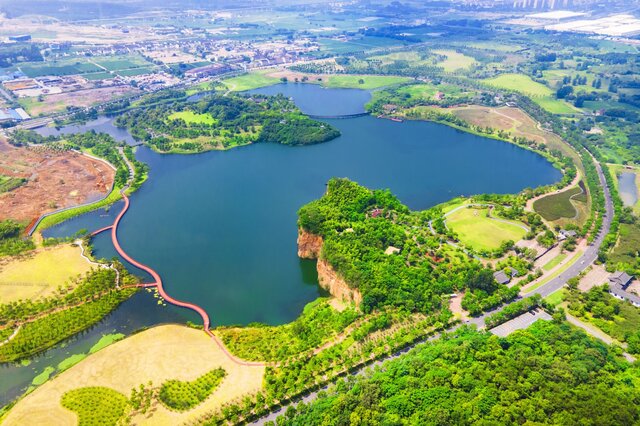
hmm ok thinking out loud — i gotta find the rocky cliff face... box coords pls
[317,258,362,307]
[297,229,323,259]
[297,228,362,307]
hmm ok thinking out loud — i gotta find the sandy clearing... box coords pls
[0,244,92,303]
[3,325,264,426]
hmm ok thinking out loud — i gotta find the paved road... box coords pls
[525,158,613,298]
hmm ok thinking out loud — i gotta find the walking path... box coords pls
[566,313,635,362]
[0,326,21,348]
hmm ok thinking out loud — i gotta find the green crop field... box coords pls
[93,55,151,71]
[483,73,553,97]
[533,186,582,221]
[82,72,114,81]
[222,70,280,91]
[324,74,410,89]
[0,175,25,193]
[433,49,476,72]
[115,67,157,77]
[370,51,431,66]
[446,207,527,252]
[18,60,101,77]
[168,111,217,125]
[533,97,579,114]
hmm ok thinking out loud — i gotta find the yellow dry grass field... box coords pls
[3,325,265,426]
[0,244,92,303]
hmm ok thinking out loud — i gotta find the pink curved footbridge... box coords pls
[92,192,266,367]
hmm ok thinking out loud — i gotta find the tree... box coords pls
[556,85,574,99]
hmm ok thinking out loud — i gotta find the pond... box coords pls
[618,171,638,209]
[34,116,138,146]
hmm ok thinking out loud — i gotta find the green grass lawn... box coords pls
[543,253,568,271]
[324,74,411,89]
[168,111,217,125]
[222,70,280,92]
[93,55,151,71]
[544,289,566,306]
[82,72,114,81]
[483,73,553,97]
[533,186,582,221]
[396,83,471,101]
[433,49,476,72]
[533,97,579,114]
[446,207,527,252]
[18,60,101,78]
[370,51,428,65]
[115,67,157,77]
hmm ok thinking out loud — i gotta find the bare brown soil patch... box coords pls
[0,138,114,224]
[25,86,140,116]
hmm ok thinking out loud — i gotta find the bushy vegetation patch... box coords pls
[0,220,34,257]
[61,387,129,426]
[568,285,640,354]
[485,294,543,328]
[159,368,226,411]
[533,186,582,221]
[218,299,359,361]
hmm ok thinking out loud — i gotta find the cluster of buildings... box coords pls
[545,14,640,37]
[0,108,30,123]
[608,271,639,307]
[506,12,640,38]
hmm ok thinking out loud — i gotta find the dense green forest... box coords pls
[113,92,340,153]
[298,178,514,314]
[275,321,640,425]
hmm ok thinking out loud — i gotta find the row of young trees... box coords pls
[0,265,138,362]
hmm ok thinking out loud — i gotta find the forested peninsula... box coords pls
[114,92,340,153]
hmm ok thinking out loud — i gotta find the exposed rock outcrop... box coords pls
[297,228,362,307]
[297,228,323,259]
[317,258,362,307]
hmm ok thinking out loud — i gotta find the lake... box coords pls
[42,84,561,326]
[3,83,562,405]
